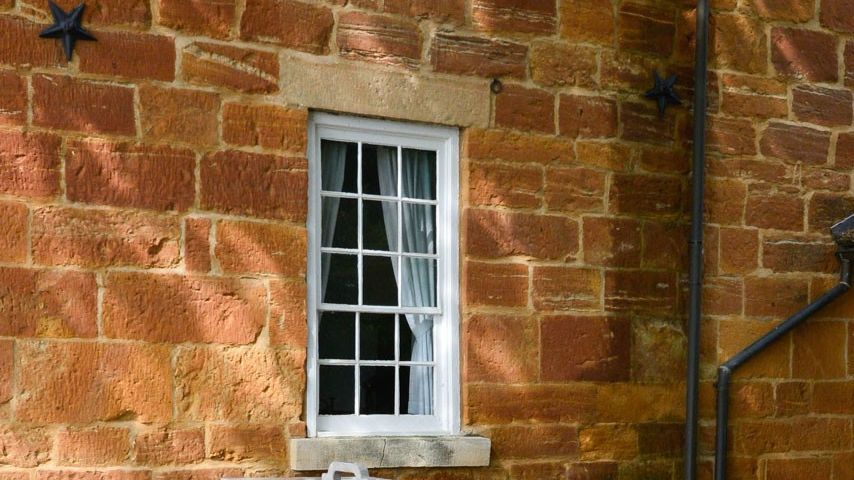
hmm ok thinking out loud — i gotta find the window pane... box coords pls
[322,254,358,304]
[363,200,397,252]
[400,366,433,415]
[360,366,395,414]
[362,144,397,197]
[319,312,355,360]
[401,149,436,200]
[402,203,435,254]
[363,255,398,306]
[401,258,437,307]
[322,197,357,249]
[321,140,357,193]
[399,315,432,362]
[320,366,355,415]
[360,313,395,361]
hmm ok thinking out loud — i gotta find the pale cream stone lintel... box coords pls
[289,436,492,471]
[279,55,491,128]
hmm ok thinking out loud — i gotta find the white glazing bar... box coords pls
[357,142,363,308]
[319,359,435,367]
[318,303,440,315]
[394,313,400,415]
[320,247,438,260]
[397,145,403,309]
[355,141,363,415]
[354,311,360,415]
[320,191,438,205]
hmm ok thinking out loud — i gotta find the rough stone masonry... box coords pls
[0,0,852,479]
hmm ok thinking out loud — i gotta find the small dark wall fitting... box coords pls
[644,71,681,117]
[39,1,95,61]
[713,214,854,480]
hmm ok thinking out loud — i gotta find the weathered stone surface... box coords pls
[57,427,130,466]
[17,342,172,423]
[466,128,573,163]
[158,0,236,38]
[821,0,854,32]
[201,151,307,222]
[465,208,579,260]
[0,267,97,338]
[103,272,266,344]
[544,166,605,213]
[0,340,11,411]
[529,40,597,88]
[0,71,26,125]
[184,218,211,273]
[0,15,64,67]
[431,33,527,78]
[792,85,853,127]
[281,55,489,128]
[175,346,304,422]
[618,2,675,56]
[77,31,175,81]
[182,42,278,93]
[582,216,641,267]
[32,207,181,268]
[290,437,490,470]
[760,122,832,164]
[269,278,307,349]
[464,314,538,383]
[466,383,596,424]
[531,266,601,312]
[469,162,542,209]
[560,94,617,139]
[66,140,196,211]
[541,316,630,381]
[32,75,135,135]
[134,429,205,466]
[495,84,555,133]
[222,103,307,153]
[714,14,767,74]
[209,425,286,463]
[215,220,307,276]
[0,201,26,263]
[337,12,421,67]
[471,0,556,34]
[240,0,334,53]
[463,261,528,308]
[0,131,61,199]
[771,27,838,81]
[560,0,614,45]
[139,85,220,147]
[0,426,51,467]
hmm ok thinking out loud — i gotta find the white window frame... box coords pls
[306,112,460,437]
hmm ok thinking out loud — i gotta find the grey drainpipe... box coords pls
[713,214,854,480]
[684,0,710,477]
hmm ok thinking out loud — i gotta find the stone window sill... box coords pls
[289,435,491,471]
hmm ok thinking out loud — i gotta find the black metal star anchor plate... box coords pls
[645,71,681,117]
[39,1,96,61]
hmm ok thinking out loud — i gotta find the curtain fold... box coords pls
[320,141,348,300]
[377,147,435,415]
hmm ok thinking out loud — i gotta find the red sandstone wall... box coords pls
[0,0,850,479]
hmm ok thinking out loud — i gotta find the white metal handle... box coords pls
[321,462,370,480]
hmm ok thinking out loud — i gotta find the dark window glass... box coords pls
[319,312,355,360]
[360,366,395,414]
[319,365,354,415]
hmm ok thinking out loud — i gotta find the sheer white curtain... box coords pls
[320,142,348,300]
[376,147,435,415]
